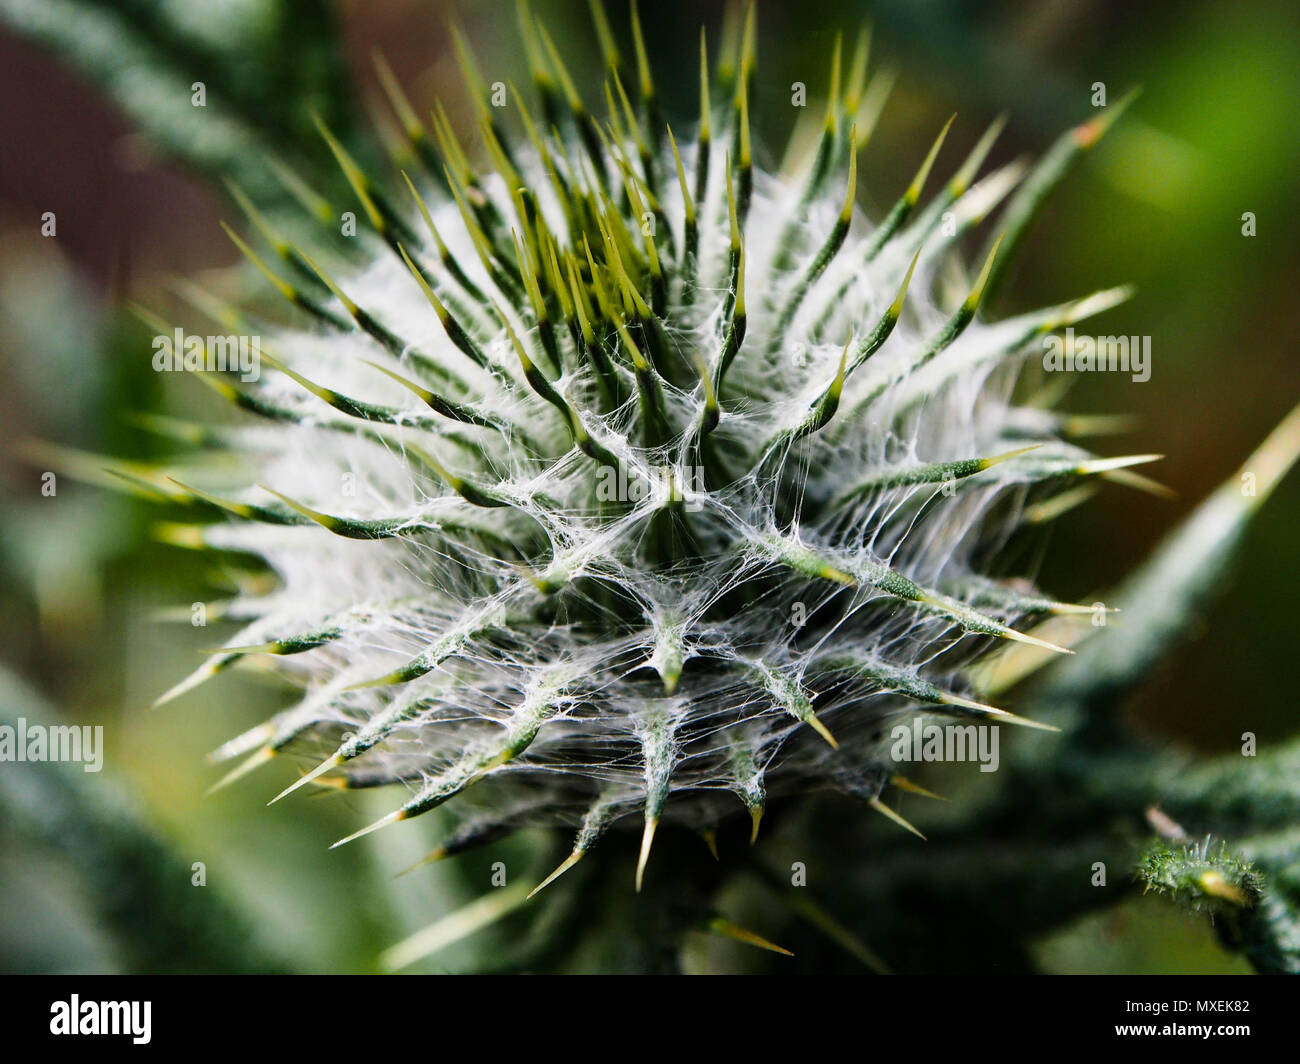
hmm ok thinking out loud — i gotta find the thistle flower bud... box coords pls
[136,5,1150,895]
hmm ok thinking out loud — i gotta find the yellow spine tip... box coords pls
[635,816,658,892]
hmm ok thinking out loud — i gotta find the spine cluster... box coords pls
[134,3,1146,892]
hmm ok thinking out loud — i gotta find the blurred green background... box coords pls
[0,0,1296,973]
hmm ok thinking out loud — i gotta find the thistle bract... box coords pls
[144,4,1146,893]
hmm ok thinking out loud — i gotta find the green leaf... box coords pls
[0,666,288,972]
[1021,402,1300,727]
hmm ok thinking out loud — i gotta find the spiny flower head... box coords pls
[132,2,1147,893]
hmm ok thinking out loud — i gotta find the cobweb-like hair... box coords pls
[134,4,1144,894]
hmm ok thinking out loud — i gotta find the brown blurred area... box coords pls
[0,30,222,288]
